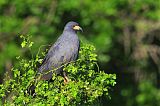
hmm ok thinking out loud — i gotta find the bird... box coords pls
[38,21,82,82]
[28,21,83,94]
[28,21,82,94]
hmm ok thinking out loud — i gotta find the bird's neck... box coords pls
[62,30,78,41]
[63,29,77,34]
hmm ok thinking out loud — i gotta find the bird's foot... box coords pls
[64,76,69,84]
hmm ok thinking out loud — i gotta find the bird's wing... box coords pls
[40,35,63,66]
[38,41,60,71]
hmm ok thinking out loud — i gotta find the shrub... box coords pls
[0,35,116,105]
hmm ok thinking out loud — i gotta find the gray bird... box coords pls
[38,21,82,83]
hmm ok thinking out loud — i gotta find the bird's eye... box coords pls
[73,24,79,28]
[73,25,77,27]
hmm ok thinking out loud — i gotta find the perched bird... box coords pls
[38,21,82,82]
[28,21,82,95]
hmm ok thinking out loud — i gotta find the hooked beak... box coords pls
[73,25,83,32]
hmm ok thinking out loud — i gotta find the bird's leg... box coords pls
[63,71,69,84]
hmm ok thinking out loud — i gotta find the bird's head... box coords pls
[64,21,83,33]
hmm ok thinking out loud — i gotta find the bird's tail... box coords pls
[27,77,39,96]
[27,84,36,96]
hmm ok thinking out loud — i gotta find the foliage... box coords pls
[0,36,116,105]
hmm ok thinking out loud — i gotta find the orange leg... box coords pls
[63,72,69,84]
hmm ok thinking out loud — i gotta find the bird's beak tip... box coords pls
[79,27,83,32]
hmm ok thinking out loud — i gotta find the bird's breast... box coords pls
[59,37,79,62]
